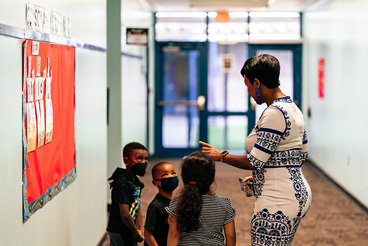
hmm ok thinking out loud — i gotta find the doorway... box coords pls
[154,42,208,157]
[154,42,302,157]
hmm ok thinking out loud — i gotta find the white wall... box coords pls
[121,9,153,151]
[0,1,107,245]
[303,0,368,208]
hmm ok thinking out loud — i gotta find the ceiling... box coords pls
[140,0,324,12]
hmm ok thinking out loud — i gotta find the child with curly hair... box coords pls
[166,152,236,246]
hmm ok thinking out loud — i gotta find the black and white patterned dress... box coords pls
[246,96,312,246]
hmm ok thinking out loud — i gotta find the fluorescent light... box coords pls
[155,12,207,18]
[249,12,300,18]
[229,12,248,18]
[249,33,300,40]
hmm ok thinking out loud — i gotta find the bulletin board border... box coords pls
[22,40,77,222]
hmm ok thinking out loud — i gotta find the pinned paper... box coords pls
[36,101,45,148]
[28,56,32,78]
[32,41,39,56]
[26,103,37,152]
[26,3,35,30]
[37,56,41,77]
[45,99,53,144]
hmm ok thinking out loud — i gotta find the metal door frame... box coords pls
[154,41,208,157]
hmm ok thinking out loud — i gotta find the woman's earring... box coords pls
[256,88,262,104]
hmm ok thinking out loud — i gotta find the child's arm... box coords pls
[224,220,236,246]
[167,214,180,246]
[144,229,158,246]
[136,209,143,233]
[119,204,144,242]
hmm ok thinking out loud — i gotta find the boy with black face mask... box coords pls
[144,162,179,246]
[107,142,148,246]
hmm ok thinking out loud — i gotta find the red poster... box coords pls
[22,40,76,221]
[318,58,325,98]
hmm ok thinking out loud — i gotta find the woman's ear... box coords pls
[254,78,261,88]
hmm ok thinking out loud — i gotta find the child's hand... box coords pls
[133,231,144,242]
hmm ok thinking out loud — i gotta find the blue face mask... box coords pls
[155,176,179,192]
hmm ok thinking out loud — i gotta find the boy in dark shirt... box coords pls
[144,162,179,246]
[107,142,148,246]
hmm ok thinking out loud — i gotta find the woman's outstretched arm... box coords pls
[199,141,256,170]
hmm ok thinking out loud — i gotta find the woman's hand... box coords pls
[242,176,254,197]
[199,141,222,161]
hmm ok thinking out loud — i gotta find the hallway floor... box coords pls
[103,159,368,246]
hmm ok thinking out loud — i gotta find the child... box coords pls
[166,152,236,246]
[144,162,179,246]
[106,142,148,246]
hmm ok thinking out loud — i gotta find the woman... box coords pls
[200,54,311,246]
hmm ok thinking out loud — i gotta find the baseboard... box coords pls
[307,160,368,216]
[97,231,109,246]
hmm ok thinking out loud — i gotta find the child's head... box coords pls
[181,151,215,194]
[122,142,148,177]
[176,151,216,233]
[151,162,178,193]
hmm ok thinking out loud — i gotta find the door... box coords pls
[206,42,249,154]
[155,42,208,157]
[248,44,302,128]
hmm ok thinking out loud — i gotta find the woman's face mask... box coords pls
[155,176,179,192]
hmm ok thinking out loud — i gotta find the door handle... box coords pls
[158,95,206,111]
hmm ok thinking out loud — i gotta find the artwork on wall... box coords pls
[22,40,76,222]
[318,58,325,99]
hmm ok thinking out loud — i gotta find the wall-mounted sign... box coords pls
[221,54,235,73]
[126,28,148,45]
[216,12,230,23]
[318,58,325,98]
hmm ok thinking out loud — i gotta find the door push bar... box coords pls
[157,95,206,111]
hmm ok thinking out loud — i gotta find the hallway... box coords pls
[134,159,368,246]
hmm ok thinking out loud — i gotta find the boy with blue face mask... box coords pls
[144,162,179,246]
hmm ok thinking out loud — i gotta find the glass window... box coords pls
[155,12,207,41]
[155,11,301,42]
[208,42,248,112]
[208,12,248,42]
[249,12,301,41]
[208,116,247,152]
[162,49,200,148]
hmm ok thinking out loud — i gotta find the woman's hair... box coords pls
[240,54,280,88]
[176,151,216,233]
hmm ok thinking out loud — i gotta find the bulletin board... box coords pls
[22,40,76,222]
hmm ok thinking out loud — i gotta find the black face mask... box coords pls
[155,176,179,192]
[131,162,147,177]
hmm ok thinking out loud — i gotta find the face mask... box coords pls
[131,162,147,177]
[155,176,179,192]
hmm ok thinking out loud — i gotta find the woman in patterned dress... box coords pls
[200,54,311,246]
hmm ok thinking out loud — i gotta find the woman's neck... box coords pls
[263,87,286,106]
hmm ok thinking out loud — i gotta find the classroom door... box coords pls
[155,42,208,157]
